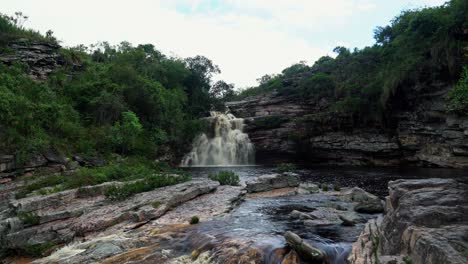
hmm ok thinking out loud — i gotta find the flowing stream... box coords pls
[164,166,467,264]
[181,112,255,166]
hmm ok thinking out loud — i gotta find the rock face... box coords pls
[245,173,300,193]
[0,39,62,80]
[349,178,468,264]
[227,87,468,168]
[0,179,219,256]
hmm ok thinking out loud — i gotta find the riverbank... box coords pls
[2,167,466,264]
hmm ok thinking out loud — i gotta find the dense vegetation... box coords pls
[0,0,466,165]
[0,13,234,163]
[234,0,467,124]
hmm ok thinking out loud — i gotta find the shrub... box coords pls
[321,184,329,191]
[16,158,180,198]
[277,163,297,173]
[189,216,200,225]
[21,242,56,257]
[208,171,240,186]
[333,184,341,191]
[17,212,40,226]
[403,256,413,264]
[448,66,468,115]
[151,201,162,208]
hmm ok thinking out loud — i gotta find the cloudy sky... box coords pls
[2,0,446,87]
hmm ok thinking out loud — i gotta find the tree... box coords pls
[210,80,235,99]
[110,111,143,154]
[257,74,273,85]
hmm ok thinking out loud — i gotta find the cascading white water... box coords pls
[181,112,255,166]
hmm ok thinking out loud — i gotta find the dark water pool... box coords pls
[177,166,466,263]
[184,165,467,197]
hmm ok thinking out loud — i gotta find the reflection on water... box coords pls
[185,165,468,197]
[175,166,467,263]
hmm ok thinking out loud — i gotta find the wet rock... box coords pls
[354,200,384,214]
[340,187,384,214]
[282,250,299,264]
[339,214,357,226]
[284,231,325,263]
[290,210,315,220]
[341,187,379,203]
[245,173,299,193]
[155,185,244,225]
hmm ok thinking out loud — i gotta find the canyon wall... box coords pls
[227,84,468,168]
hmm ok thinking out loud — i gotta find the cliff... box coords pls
[227,84,468,168]
[0,39,61,80]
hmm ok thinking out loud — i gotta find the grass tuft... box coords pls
[208,171,240,186]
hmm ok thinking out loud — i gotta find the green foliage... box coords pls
[277,163,297,173]
[105,173,191,201]
[21,242,56,257]
[321,184,329,191]
[189,216,200,225]
[299,73,335,99]
[333,184,341,191]
[332,97,364,116]
[448,66,468,115]
[17,212,40,226]
[208,171,240,186]
[236,0,466,124]
[15,158,178,198]
[0,14,228,161]
[0,12,57,48]
[403,256,413,264]
[109,111,143,154]
[151,201,162,208]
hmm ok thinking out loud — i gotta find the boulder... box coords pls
[354,200,384,214]
[298,183,320,194]
[284,231,325,263]
[290,210,315,220]
[43,149,68,165]
[349,178,468,264]
[340,187,384,214]
[245,173,299,193]
[339,214,357,226]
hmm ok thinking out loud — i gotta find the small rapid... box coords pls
[181,112,255,166]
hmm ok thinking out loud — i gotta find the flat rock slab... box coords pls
[155,185,244,225]
[245,173,300,193]
[1,179,219,253]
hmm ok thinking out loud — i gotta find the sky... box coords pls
[1,0,447,88]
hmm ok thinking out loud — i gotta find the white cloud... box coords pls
[0,0,447,88]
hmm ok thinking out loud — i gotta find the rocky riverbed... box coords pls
[2,168,465,264]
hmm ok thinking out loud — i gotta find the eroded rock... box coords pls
[284,231,325,263]
[349,178,468,264]
[245,173,300,193]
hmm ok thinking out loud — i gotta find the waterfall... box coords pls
[181,112,255,166]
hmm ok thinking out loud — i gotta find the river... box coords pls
[169,166,467,263]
